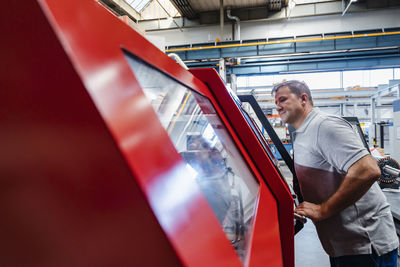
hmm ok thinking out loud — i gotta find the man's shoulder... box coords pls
[304,111,354,145]
[314,112,361,150]
[312,112,350,130]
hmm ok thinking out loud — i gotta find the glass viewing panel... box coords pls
[239,104,278,165]
[240,102,294,185]
[124,52,259,263]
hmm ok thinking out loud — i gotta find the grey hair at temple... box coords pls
[271,80,314,106]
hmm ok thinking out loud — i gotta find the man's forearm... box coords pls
[320,174,376,219]
[321,156,380,219]
[295,155,380,221]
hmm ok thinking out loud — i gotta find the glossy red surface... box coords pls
[0,1,182,266]
[190,69,294,267]
[0,0,293,266]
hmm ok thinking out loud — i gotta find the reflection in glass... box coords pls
[123,52,259,263]
[240,102,294,185]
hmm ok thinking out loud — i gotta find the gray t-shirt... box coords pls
[293,109,398,257]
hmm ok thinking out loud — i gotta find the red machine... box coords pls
[0,0,294,266]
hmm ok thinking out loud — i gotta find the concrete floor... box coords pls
[294,217,400,267]
[278,161,330,266]
[295,221,330,267]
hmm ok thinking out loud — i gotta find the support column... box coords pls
[219,58,226,82]
[230,73,237,93]
[340,71,344,89]
[353,103,357,117]
[397,84,400,99]
[340,103,345,116]
[370,98,376,146]
[220,0,224,41]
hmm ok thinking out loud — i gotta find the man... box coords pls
[273,80,398,267]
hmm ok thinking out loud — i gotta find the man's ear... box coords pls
[301,93,308,103]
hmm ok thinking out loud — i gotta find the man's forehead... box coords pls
[274,85,291,96]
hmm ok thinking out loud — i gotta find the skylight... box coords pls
[127,0,152,13]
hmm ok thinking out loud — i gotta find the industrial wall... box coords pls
[144,8,400,47]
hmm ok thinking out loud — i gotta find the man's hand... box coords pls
[295,155,380,223]
[295,201,328,222]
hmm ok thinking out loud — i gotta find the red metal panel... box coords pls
[249,185,284,266]
[0,1,182,266]
[36,0,243,266]
[1,0,241,266]
[0,0,294,266]
[190,69,294,267]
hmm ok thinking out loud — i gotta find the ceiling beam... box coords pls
[169,0,197,19]
[154,0,183,31]
[100,0,142,22]
[342,0,357,16]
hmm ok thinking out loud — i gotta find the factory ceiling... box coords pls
[170,0,289,20]
[171,0,287,15]
[100,0,400,23]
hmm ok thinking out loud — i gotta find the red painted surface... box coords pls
[0,1,182,266]
[249,185,283,266]
[190,68,294,267]
[0,0,294,266]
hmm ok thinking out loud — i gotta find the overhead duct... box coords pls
[268,0,288,11]
[227,8,240,41]
[170,0,197,19]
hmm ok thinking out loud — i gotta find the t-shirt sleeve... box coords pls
[316,118,369,173]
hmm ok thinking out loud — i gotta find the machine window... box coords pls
[123,51,259,263]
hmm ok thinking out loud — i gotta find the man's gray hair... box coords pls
[271,80,314,106]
